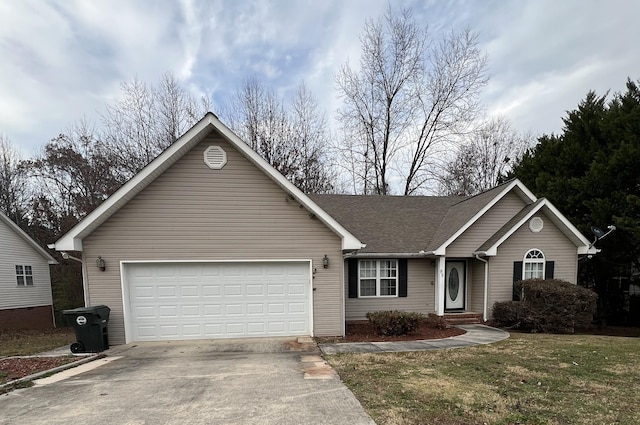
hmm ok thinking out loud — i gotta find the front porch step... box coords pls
[444,312,484,325]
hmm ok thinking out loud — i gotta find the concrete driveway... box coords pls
[0,338,374,425]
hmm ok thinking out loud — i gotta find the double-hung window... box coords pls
[523,249,545,279]
[359,260,397,297]
[16,265,34,286]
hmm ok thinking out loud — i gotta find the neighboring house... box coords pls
[53,113,596,345]
[1,211,57,329]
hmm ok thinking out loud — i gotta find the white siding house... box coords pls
[0,212,57,329]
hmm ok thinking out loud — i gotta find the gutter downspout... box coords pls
[475,254,489,321]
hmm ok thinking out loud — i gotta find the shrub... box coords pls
[493,301,530,327]
[426,313,451,330]
[365,311,426,336]
[492,279,598,333]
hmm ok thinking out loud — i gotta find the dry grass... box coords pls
[0,328,75,357]
[327,333,640,425]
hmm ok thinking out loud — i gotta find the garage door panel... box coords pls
[268,303,285,314]
[159,325,179,337]
[182,324,201,336]
[247,322,265,333]
[225,304,243,315]
[226,323,244,334]
[289,321,307,332]
[288,284,305,295]
[134,286,154,298]
[158,305,178,317]
[134,306,156,319]
[126,262,310,341]
[247,304,264,314]
[246,284,264,296]
[181,286,199,297]
[267,284,284,295]
[225,285,242,296]
[202,285,221,297]
[288,302,305,314]
[204,304,222,316]
[223,265,242,277]
[157,286,177,298]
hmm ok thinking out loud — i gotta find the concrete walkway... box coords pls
[319,324,509,355]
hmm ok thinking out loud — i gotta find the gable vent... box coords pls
[529,216,544,233]
[203,146,227,169]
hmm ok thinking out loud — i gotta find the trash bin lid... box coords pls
[63,305,110,314]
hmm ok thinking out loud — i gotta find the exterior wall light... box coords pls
[96,256,106,272]
[323,255,329,269]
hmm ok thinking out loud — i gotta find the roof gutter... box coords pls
[344,251,435,258]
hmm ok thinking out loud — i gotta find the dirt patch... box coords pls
[316,322,465,343]
[0,357,77,384]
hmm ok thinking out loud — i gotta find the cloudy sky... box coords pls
[1,0,639,156]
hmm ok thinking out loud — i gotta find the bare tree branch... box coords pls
[222,77,334,193]
[0,134,28,223]
[439,116,534,195]
[336,7,488,194]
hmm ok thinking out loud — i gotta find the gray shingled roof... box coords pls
[309,194,461,253]
[309,180,520,254]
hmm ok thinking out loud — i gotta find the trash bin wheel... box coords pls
[70,342,85,353]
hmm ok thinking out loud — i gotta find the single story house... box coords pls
[1,211,57,329]
[53,113,596,345]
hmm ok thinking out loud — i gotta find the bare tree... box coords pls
[27,120,124,232]
[439,117,533,195]
[101,73,208,177]
[290,82,334,193]
[336,7,488,195]
[222,77,334,193]
[0,134,28,223]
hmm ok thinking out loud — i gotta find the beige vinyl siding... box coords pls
[345,259,435,320]
[447,192,527,257]
[468,259,485,313]
[82,133,344,344]
[0,220,53,310]
[487,212,579,316]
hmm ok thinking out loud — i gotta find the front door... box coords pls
[445,261,465,311]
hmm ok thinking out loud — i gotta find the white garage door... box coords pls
[124,261,311,342]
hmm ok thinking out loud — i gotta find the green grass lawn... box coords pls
[0,328,76,357]
[327,333,640,425]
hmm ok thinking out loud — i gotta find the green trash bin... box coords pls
[63,305,110,353]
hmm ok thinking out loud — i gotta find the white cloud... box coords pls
[1,0,640,154]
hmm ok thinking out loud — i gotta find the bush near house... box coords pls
[366,311,426,336]
[493,279,598,333]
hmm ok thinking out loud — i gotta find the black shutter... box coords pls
[398,259,408,297]
[545,261,555,280]
[513,261,523,301]
[348,258,358,298]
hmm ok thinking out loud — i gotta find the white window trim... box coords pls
[358,259,399,298]
[523,249,545,280]
[16,264,34,286]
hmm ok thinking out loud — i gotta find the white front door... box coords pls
[445,261,465,310]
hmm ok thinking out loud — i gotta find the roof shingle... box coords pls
[310,180,520,254]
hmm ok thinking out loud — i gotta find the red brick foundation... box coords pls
[0,305,54,329]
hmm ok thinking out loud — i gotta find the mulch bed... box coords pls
[0,357,77,384]
[317,322,466,343]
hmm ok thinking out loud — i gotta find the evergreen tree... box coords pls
[510,79,640,324]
